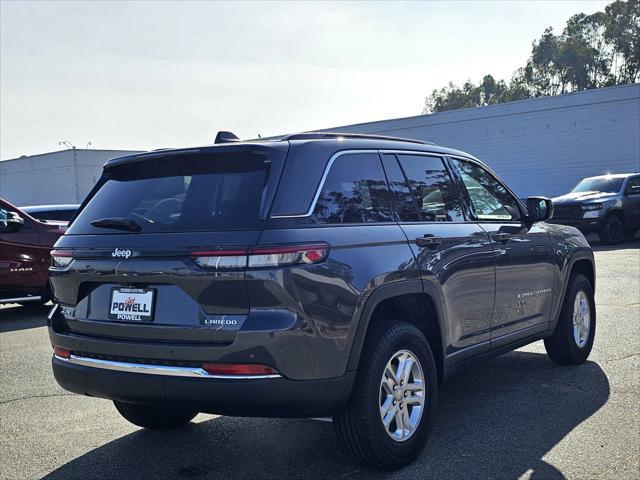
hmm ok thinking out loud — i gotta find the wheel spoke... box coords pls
[402,406,411,430]
[394,409,404,433]
[385,364,399,385]
[383,404,399,427]
[380,395,394,416]
[401,356,414,385]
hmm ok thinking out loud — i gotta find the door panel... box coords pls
[622,176,640,230]
[0,210,42,298]
[401,223,495,356]
[448,157,555,345]
[385,153,495,359]
[478,222,555,339]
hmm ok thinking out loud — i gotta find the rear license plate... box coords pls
[109,288,155,322]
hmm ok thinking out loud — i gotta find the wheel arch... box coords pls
[346,280,446,383]
[550,253,596,332]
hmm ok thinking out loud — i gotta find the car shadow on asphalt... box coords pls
[0,303,49,333]
[42,351,609,480]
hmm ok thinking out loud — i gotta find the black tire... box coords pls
[544,273,596,365]
[113,401,197,429]
[334,321,438,470]
[598,214,624,244]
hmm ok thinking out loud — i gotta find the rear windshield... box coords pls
[68,152,271,234]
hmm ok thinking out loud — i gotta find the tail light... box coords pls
[50,249,73,268]
[192,243,329,270]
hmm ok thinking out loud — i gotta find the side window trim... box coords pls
[448,155,525,223]
[270,149,379,219]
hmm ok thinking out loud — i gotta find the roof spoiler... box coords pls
[215,131,241,144]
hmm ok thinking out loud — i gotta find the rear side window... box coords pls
[68,153,271,234]
[313,153,393,224]
[396,154,464,222]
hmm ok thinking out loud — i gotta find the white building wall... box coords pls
[324,84,640,198]
[0,149,140,206]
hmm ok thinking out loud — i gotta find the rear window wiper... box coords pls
[90,217,142,232]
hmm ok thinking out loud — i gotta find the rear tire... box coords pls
[598,214,624,244]
[334,321,438,470]
[544,273,595,365]
[113,401,197,429]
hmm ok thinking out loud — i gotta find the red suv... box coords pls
[0,198,67,305]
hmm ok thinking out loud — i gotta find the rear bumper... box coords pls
[52,355,354,418]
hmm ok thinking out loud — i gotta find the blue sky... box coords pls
[0,1,610,159]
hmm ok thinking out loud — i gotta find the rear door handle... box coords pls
[492,232,512,243]
[415,235,442,249]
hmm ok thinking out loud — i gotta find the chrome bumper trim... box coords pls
[54,354,282,380]
[1,296,42,304]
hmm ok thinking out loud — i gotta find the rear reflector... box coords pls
[53,346,71,359]
[50,249,73,268]
[192,243,329,270]
[200,363,279,376]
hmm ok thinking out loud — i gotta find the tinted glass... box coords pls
[29,210,74,221]
[381,154,421,222]
[452,159,520,221]
[625,176,640,195]
[572,177,624,194]
[313,153,392,224]
[396,154,464,222]
[69,153,270,234]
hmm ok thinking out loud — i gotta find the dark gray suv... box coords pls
[551,173,640,244]
[48,133,596,470]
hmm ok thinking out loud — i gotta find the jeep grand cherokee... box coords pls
[48,132,596,470]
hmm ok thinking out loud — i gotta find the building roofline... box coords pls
[318,83,640,134]
[1,148,145,163]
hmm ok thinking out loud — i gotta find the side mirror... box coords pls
[0,211,25,232]
[526,196,553,223]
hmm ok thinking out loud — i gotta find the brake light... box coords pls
[53,346,70,359]
[191,243,329,269]
[50,249,73,268]
[200,363,279,376]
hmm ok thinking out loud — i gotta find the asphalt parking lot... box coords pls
[1,239,638,480]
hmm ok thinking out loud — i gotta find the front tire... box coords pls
[334,322,438,470]
[544,273,596,365]
[598,214,624,244]
[113,401,197,429]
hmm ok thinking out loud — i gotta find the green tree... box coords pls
[422,0,638,114]
[604,0,640,83]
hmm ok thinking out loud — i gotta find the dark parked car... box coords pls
[21,204,79,223]
[1,198,66,304]
[48,133,596,470]
[551,173,640,244]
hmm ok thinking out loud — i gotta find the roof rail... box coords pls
[280,132,436,146]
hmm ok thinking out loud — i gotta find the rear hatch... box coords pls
[50,144,287,345]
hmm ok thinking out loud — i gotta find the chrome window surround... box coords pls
[270,149,455,219]
[54,354,282,380]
